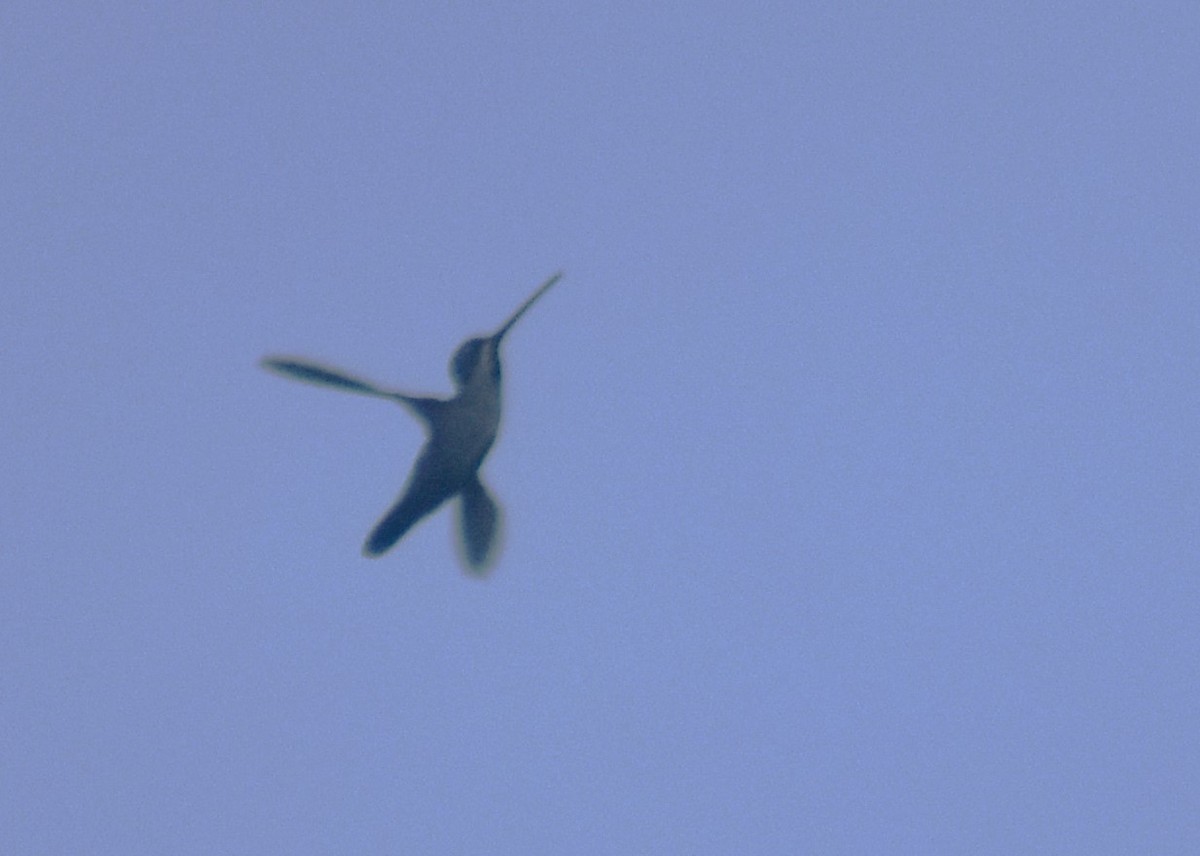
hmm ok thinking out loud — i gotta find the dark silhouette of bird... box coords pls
[262,272,562,574]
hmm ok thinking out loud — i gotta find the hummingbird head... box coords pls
[448,272,563,391]
[450,336,498,388]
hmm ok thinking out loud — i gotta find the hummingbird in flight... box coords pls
[262,272,562,574]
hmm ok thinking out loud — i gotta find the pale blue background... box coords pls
[4,3,1198,853]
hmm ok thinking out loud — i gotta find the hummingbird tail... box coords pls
[458,474,502,574]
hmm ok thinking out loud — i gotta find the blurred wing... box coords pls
[458,473,502,574]
[261,356,396,399]
[362,446,458,557]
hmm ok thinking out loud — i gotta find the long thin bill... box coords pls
[494,271,563,341]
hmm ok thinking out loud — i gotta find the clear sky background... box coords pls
[3,3,1198,853]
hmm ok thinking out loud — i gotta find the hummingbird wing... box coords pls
[261,357,399,398]
[458,473,502,574]
[361,442,462,557]
[262,356,442,427]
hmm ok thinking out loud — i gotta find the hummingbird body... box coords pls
[262,272,561,574]
[440,339,504,469]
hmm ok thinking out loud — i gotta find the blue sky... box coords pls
[3,3,1198,853]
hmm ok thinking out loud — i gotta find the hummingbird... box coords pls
[262,271,562,574]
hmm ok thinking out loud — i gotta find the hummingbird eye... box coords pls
[451,338,485,385]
